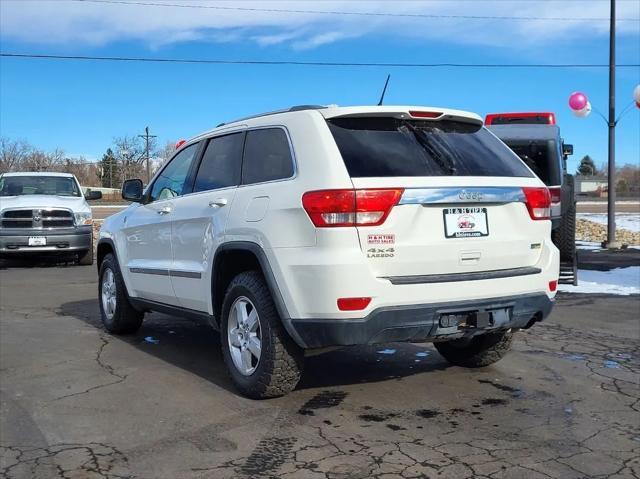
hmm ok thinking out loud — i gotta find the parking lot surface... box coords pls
[1,260,639,479]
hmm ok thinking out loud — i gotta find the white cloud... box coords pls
[0,0,638,51]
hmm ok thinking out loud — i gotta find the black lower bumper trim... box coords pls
[284,293,554,349]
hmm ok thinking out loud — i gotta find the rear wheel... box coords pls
[99,253,143,334]
[434,330,513,368]
[220,271,303,398]
[552,174,576,261]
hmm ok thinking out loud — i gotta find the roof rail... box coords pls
[216,104,328,127]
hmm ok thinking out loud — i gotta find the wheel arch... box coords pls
[211,242,306,348]
[96,238,117,270]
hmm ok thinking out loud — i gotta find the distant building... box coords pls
[575,175,608,196]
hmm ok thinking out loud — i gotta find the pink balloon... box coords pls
[569,92,588,111]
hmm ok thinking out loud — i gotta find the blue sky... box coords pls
[1,0,638,173]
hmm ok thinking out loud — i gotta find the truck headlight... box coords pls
[74,211,93,226]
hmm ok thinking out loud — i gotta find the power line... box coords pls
[68,0,640,22]
[2,53,639,68]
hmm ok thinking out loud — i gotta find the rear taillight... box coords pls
[549,187,562,204]
[522,187,551,220]
[548,280,558,292]
[302,189,404,227]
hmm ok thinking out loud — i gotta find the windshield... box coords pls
[0,176,81,197]
[327,117,533,178]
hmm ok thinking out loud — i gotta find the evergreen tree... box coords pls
[577,155,597,176]
[100,148,120,188]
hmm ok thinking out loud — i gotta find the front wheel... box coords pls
[220,271,303,399]
[99,253,144,334]
[434,330,513,368]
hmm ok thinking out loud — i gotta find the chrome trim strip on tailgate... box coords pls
[382,266,541,285]
[399,187,526,205]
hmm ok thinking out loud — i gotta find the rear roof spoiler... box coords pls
[321,106,483,125]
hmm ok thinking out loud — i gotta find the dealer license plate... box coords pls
[443,207,489,238]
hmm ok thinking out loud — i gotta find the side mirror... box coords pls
[85,190,102,201]
[122,179,144,202]
[563,144,574,156]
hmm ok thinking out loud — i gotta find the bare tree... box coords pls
[152,140,176,174]
[21,148,65,172]
[0,138,32,173]
[112,135,149,182]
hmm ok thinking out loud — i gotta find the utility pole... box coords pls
[605,0,619,248]
[138,126,157,185]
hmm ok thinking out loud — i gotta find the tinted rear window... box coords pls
[193,132,244,192]
[501,140,561,186]
[242,128,294,185]
[327,118,533,178]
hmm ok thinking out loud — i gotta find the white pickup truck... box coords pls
[0,172,101,264]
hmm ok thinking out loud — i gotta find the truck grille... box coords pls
[1,209,74,229]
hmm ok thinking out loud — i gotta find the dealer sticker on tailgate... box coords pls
[443,207,489,238]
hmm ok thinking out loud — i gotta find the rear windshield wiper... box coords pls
[400,120,457,175]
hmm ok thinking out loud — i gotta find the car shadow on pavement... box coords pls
[0,254,81,270]
[60,299,451,395]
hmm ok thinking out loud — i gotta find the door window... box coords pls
[193,132,244,192]
[149,143,199,202]
[241,128,294,185]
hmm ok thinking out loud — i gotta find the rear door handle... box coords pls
[209,198,228,208]
[157,206,172,215]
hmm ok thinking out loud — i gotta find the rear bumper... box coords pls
[0,227,92,253]
[284,293,554,349]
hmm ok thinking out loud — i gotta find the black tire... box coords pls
[552,174,576,261]
[220,271,303,399]
[98,253,143,334]
[434,330,514,368]
[78,247,93,266]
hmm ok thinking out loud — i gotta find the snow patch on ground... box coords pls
[575,241,602,251]
[577,213,640,233]
[559,266,640,296]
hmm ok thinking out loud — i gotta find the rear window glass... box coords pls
[242,128,294,185]
[501,140,560,185]
[327,118,533,178]
[193,132,244,192]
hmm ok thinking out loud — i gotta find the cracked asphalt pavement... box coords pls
[1,258,639,478]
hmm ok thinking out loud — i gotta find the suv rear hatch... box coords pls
[320,109,550,280]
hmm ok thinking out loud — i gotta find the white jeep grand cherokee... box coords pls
[97,105,559,398]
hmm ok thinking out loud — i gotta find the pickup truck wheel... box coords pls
[221,271,303,399]
[78,247,93,266]
[99,253,143,334]
[434,330,513,368]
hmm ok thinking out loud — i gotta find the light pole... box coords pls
[606,0,618,248]
[568,0,639,248]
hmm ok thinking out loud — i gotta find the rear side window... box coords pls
[327,118,533,178]
[242,128,294,185]
[501,140,561,186]
[193,132,244,192]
